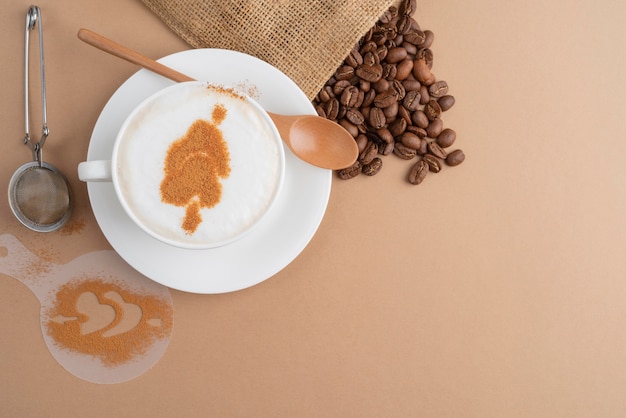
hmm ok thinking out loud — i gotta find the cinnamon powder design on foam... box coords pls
[159,102,231,234]
[45,277,173,367]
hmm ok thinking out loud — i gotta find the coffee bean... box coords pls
[423,154,442,173]
[362,51,378,66]
[362,157,383,176]
[365,131,383,145]
[398,105,412,125]
[369,107,386,129]
[402,41,418,55]
[332,80,351,96]
[361,107,371,120]
[426,118,443,138]
[428,80,449,98]
[345,48,363,67]
[356,63,383,82]
[422,30,434,49]
[373,78,390,93]
[417,137,429,155]
[400,132,421,150]
[413,58,435,85]
[400,0,417,16]
[379,8,395,25]
[408,160,428,185]
[402,89,421,111]
[362,90,376,107]
[360,41,377,54]
[411,110,429,128]
[376,46,389,62]
[339,119,359,137]
[371,31,387,46]
[345,108,365,125]
[427,141,448,159]
[356,134,369,152]
[340,85,361,107]
[374,89,398,108]
[393,142,417,160]
[382,141,395,156]
[403,29,425,46]
[386,47,408,63]
[336,105,347,120]
[325,98,339,120]
[383,102,399,120]
[436,128,456,148]
[419,84,430,104]
[335,65,355,81]
[424,99,442,121]
[318,88,331,103]
[338,161,362,180]
[406,125,427,138]
[417,48,434,68]
[382,63,397,81]
[359,141,379,165]
[438,95,455,111]
[396,58,414,80]
[445,149,465,166]
[390,80,406,100]
[376,128,394,144]
[354,90,365,108]
[359,80,371,92]
[402,79,421,91]
[409,17,421,32]
[397,15,411,35]
[388,118,407,137]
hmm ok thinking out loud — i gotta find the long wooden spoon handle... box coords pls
[77,28,195,83]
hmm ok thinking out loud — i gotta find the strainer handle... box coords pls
[23,5,49,164]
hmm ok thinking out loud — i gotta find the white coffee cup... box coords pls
[79,81,285,249]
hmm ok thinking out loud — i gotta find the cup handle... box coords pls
[78,160,112,182]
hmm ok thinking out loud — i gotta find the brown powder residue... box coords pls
[232,80,261,100]
[212,102,227,122]
[206,84,246,101]
[60,217,87,236]
[21,245,58,281]
[45,277,173,367]
[160,104,231,234]
[27,259,53,280]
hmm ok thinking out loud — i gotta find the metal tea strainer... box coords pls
[8,6,71,232]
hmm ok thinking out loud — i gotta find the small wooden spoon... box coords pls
[77,29,358,170]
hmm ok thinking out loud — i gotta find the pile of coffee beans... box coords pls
[312,0,464,184]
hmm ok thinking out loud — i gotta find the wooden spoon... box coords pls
[77,29,358,170]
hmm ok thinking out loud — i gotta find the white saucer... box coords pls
[85,49,331,294]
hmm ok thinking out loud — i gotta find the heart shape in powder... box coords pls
[75,291,116,335]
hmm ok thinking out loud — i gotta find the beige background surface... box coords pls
[2,0,626,417]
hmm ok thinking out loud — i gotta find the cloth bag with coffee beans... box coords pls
[141,0,398,100]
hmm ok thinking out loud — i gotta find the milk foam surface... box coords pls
[115,82,283,247]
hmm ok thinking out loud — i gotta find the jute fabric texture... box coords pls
[142,0,396,99]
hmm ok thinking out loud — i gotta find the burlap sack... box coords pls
[141,0,397,100]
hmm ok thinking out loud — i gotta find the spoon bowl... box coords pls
[77,29,359,170]
[269,113,360,169]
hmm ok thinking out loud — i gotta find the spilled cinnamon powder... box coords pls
[45,277,173,367]
[60,217,87,236]
[159,104,231,234]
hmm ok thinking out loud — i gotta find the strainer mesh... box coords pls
[14,166,70,226]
